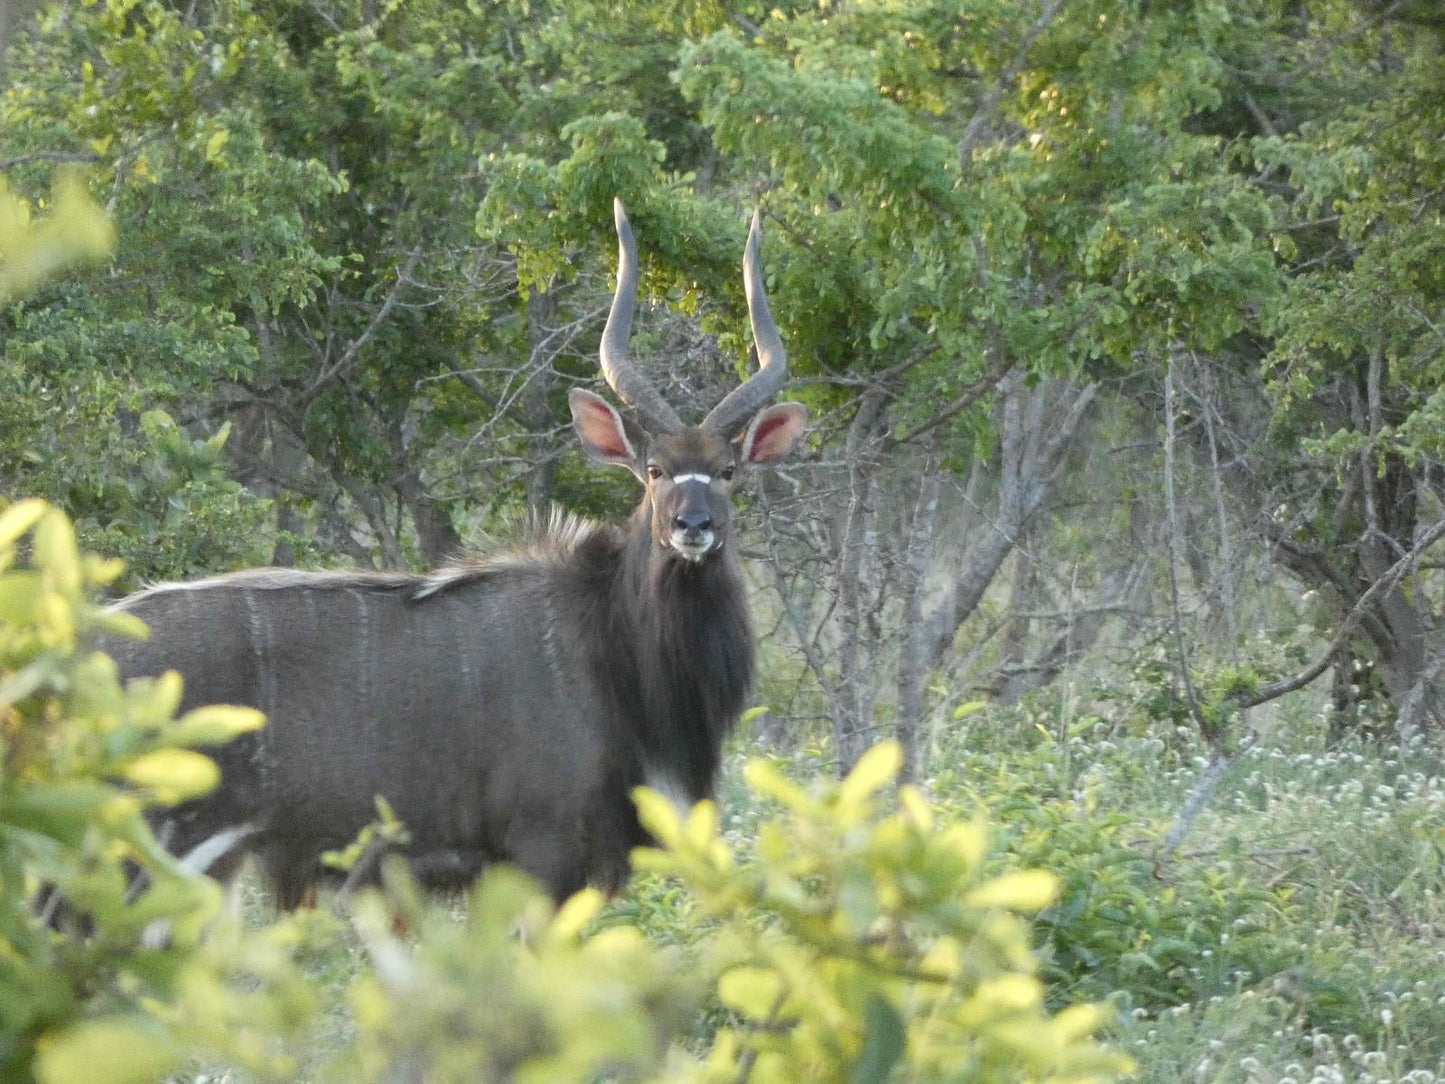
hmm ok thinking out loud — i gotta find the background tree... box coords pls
[4,0,1444,765]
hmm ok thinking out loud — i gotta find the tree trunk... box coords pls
[831,390,887,775]
[524,288,559,513]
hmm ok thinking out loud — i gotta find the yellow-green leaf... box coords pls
[1051,1002,1106,1041]
[88,608,150,641]
[839,741,902,808]
[898,784,933,831]
[127,670,184,726]
[965,869,1059,912]
[82,554,126,586]
[35,1017,181,1084]
[0,498,48,549]
[171,704,266,746]
[742,758,809,810]
[717,966,785,1020]
[34,509,82,597]
[122,748,220,803]
[0,172,115,303]
[0,570,45,622]
[684,799,718,851]
[204,128,230,162]
[632,786,683,847]
[548,887,605,942]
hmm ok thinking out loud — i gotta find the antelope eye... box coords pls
[647,464,663,480]
[721,465,735,481]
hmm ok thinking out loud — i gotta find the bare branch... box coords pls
[1157,750,1236,866]
[0,150,102,171]
[306,248,422,399]
[1237,515,1445,710]
[958,0,1067,161]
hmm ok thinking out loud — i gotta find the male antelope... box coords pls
[104,200,806,905]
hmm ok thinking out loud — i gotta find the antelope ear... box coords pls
[570,389,641,470]
[740,402,808,466]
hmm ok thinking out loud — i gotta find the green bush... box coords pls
[928,699,1293,1012]
[0,498,272,1082]
[633,744,1133,1083]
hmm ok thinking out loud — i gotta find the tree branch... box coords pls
[1164,354,1214,744]
[890,352,1016,447]
[1237,515,1445,710]
[0,150,102,171]
[305,248,422,399]
[958,0,1067,161]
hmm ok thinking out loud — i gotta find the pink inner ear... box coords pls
[751,415,789,453]
[577,398,632,459]
[746,405,806,463]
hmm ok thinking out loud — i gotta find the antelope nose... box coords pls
[674,511,712,534]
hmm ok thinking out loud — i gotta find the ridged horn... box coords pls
[703,209,789,435]
[598,198,683,434]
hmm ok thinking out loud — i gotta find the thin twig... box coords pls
[0,151,102,171]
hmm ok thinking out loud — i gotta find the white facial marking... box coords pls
[672,473,712,485]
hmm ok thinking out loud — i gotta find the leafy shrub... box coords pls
[0,498,271,1082]
[634,743,1133,1083]
[928,699,1293,1012]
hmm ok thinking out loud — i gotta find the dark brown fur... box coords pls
[104,503,751,906]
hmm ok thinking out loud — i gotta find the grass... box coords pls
[910,685,1445,1083]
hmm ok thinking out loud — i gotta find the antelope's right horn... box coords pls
[598,199,683,434]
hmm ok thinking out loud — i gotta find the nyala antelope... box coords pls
[102,200,807,906]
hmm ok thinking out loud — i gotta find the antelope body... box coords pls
[104,201,806,906]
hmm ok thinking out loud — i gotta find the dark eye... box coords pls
[647,465,663,480]
[721,465,735,481]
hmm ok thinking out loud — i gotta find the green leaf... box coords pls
[851,993,906,1084]
[171,704,266,746]
[718,966,785,1020]
[0,498,49,549]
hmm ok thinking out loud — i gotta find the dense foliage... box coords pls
[4,0,1445,1079]
[6,0,1442,750]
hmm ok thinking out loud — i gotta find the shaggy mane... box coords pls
[413,508,612,599]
